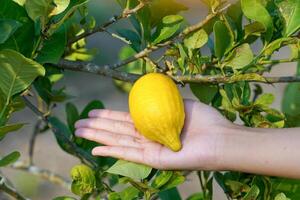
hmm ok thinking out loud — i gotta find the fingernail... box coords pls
[74,120,82,128]
[75,129,83,137]
[91,148,97,155]
[88,110,94,117]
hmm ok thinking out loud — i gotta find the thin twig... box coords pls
[68,0,146,45]
[58,59,140,83]
[173,74,300,84]
[0,175,30,200]
[28,120,42,165]
[22,97,47,121]
[8,160,71,190]
[57,59,300,84]
[259,58,300,65]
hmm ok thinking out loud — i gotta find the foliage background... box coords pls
[0,0,299,199]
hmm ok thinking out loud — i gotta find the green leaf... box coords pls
[0,19,22,44]
[0,124,24,140]
[227,1,243,38]
[34,77,68,105]
[241,0,273,41]
[243,185,260,200]
[106,160,152,180]
[108,192,121,200]
[255,93,274,106]
[244,22,265,39]
[159,187,181,200]
[117,29,141,52]
[118,186,140,200]
[275,0,300,36]
[49,0,70,17]
[53,197,77,200]
[272,178,300,199]
[0,96,25,126]
[183,29,208,50]
[0,49,45,107]
[36,25,67,64]
[25,0,54,21]
[152,171,174,189]
[152,15,184,44]
[225,180,250,195]
[282,62,300,127]
[0,0,35,57]
[213,20,233,59]
[149,0,188,26]
[187,193,204,200]
[274,193,291,200]
[220,89,236,113]
[70,164,96,196]
[264,38,298,57]
[80,100,105,119]
[66,103,80,133]
[49,0,89,34]
[190,83,218,104]
[48,116,73,154]
[225,43,254,69]
[13,0,26,6]
[214,172,229,193]
[176,43,188,73]
[0,151,20,167]
[159,172,185,191]
[282,82,300,127]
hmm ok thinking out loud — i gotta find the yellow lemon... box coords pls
[129,73,185,151]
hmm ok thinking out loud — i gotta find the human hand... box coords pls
[75,99,232,170]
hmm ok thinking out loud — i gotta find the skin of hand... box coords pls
[75,99,231,170]
[75,99,300,179]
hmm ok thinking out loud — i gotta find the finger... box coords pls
[75,118,139,138]
[92,146,148,165]
[89,109,132,123]
[75,128,142,148]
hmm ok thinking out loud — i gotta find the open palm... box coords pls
[75,99,230,170]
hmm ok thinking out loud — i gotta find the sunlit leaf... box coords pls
[152,15,184,44]
[274,193,291,200]
[25,0,54,21]
[49,0,70,17]
[184,29,208,51]
[106,160,152,180]
[241,0,273,41]
[225,43,253,69]
[275,0,300,36]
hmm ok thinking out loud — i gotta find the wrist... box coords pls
[215,124,265,171]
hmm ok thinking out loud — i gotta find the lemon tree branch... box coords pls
[0,175,30,200]
[68,0,147,45]
[57,59,300,84]
[110,4,231,70]
[8,161,71,190]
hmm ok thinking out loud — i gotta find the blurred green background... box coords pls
[0,0,296,199]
